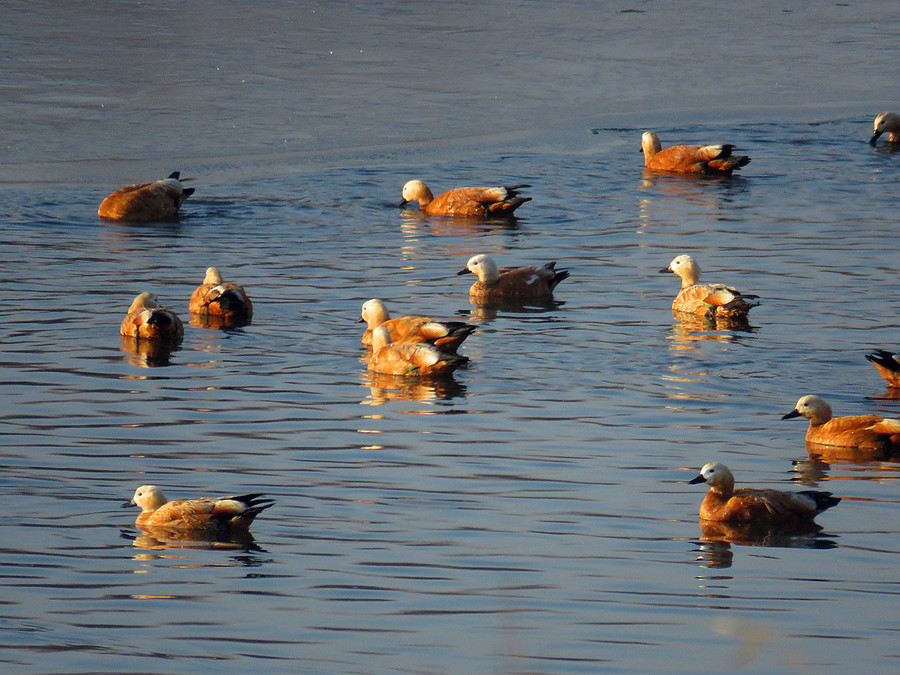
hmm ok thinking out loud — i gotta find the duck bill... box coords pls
[456,268,470,276]
[658,267,671,274]
[781,409,802,420]
[398,198,409,207]
[870,130,883,146]
[688,474,706,484]
[121,499,136,508]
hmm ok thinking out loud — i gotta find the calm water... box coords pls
[3,2,900,673]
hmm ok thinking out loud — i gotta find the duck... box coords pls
[123,485,274,532]
[120,292,184,341]
[457,254,569,302]
[399,179,531,217]
[359,299,476,352]
[659,254,758,320]
[870,112,900,146]
[688,462,840,524]
[866,349,900,388]
[641,131,750,175]
[367,325,466,377]
[782,394,900,454]
[98,171,194,221]
[188,267,253,323]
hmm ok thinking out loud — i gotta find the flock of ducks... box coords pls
[109,115,900,538]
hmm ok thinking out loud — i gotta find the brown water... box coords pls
[3,2,900,673]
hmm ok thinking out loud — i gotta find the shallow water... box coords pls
[3,1,900,673]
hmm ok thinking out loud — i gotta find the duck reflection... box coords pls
[361,370,466,404]
[123,526,264,552]
[189,310,252,331]
[695,519,836,568]
[665,315,754,352]
[120,335,180,367]
[398,207,522,234]
[466,297,565,321]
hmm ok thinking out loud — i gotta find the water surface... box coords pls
[3,2,900,673]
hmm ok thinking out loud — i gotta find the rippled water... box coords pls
[3,2,900,673]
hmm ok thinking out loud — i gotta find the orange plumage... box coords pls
[400,180,530,217]
[120,292,184,342]
[689,462,839,524]
[642,132,749,175]
[98,171,194,221]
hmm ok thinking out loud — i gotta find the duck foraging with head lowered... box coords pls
[98,171,194,221]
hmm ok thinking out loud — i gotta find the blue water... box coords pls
[2,2,900,673]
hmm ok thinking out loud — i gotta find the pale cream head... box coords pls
[128,291,159,313]
[642,131,662,163]
[466,254,500,284]
[128,485,168,512]
[371,325,392,351]
[666,254,701,288]
[361,299,390,329]
[203,266,224,285]
[401,180,434,207]
[789,395,833,424]
[695,462,735,493]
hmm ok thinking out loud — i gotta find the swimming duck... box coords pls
[367,325,466,377]
[659,254,758,320]
[641,132,750,175]
[865,349,900,388]
[189,267,253,323]
[458,254,569,302]
[399,180,531,217]
[359,299,476,352]
[689,462,840,523]
[120,292,184,341]
[98,171,194,221]
[870,112,900,146]
[782,394,900,454]
[123,485,274,532]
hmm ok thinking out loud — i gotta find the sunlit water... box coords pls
[3,2,900,673]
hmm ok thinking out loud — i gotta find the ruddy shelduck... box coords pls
[641,131,750,176]
[870,112,900,146]
[659,254,758,320]
[189,267,253,323]
[98,171,194,221]
[359,299,476,352]
[120,292,184,341]
[689,462,840,524]
[367,326,466,377]
[399,179,531,217]
[782,394,900,453]
[458,254,569,302]
[866,349,900,388]
[123,485,274,532]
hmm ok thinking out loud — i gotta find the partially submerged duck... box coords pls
[189,266,253,325]
[359,299,476,352]
[641,132,750,175]
[367,325,466,377]
[782,394,900,455]
[120,292,184,341]
[123,485,274,532]
[865,349,900,388]
[98,171,194,221]
[399,180,530,217]
[689,462,839,524]
[660,254,758,320]
[458,254,569,302]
